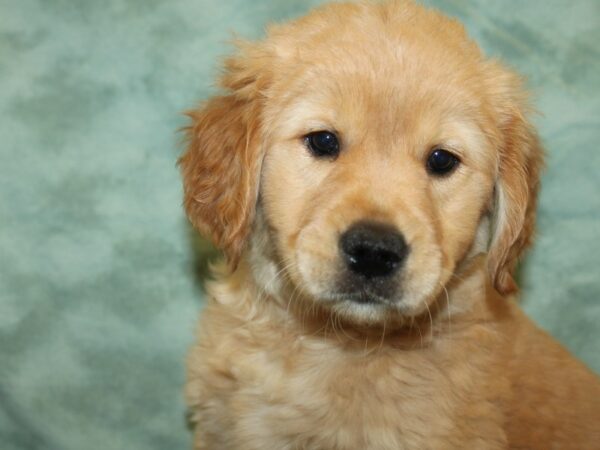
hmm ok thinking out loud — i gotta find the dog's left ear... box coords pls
[486,65,545,295]
[179,43,270,267]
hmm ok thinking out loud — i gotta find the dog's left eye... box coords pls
[304,131,340,158]
[427,148,460,176]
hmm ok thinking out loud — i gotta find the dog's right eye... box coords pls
[304,131,340,158]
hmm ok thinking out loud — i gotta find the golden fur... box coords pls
[179,1,600,448]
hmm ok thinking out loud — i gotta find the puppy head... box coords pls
[179,1,543,324]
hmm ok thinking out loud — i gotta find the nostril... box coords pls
[340,221,409,279]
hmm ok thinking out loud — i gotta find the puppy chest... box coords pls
[189,333,505,449]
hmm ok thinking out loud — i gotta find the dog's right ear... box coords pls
[179,44,269,267]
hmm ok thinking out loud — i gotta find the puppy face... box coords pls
[261,63,497,322]
[180,1,543,325]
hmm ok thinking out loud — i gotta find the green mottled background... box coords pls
[0,0,598,448]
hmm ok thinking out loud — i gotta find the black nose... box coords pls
[339,221,409,279]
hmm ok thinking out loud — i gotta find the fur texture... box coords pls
[179,1,600,448]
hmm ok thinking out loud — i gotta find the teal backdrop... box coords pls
[1,1,598,448]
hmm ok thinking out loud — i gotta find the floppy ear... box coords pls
[178,46,268,267]
[487,69,545,295]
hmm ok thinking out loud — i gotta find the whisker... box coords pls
[415,319,424,349]
[441,283,452,339]
[424,299,434,343]
[377,317,387,355]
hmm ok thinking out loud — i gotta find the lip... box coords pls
[326,289,394,306]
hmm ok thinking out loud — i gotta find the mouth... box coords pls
[318,287,417,326]
[324,288,397,306]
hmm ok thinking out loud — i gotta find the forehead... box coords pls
[273,64,479,126]
[266,62,487,156]
[260,2,497,163]
[264,26,488,131]
[264,0,486,101]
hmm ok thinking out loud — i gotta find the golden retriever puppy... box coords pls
[179,1,600,448]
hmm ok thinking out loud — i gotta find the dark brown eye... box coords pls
[304,131,340,158]
[427,148,460,175]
